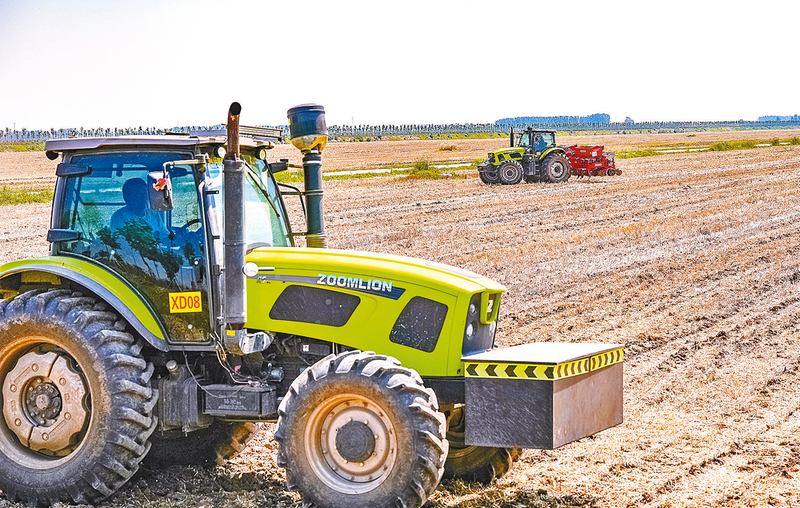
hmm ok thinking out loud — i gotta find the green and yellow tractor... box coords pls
[478,128,571,185]
[0,103,622,508]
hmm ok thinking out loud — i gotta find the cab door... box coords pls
[56,151,213,344]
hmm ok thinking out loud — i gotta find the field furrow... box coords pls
[2,131,800,507]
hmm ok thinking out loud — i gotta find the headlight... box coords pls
[462,293,497,355]
[242,262,259,277]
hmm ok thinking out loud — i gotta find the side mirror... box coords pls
[147,171,173,212]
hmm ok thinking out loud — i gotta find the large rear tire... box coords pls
[442,406,522,483]
[0,289,157,505]
[498,160,523,185]
[275,350,447,508]
[542,154,571,183]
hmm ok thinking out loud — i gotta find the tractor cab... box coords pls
[46,134,292,344]
[516,129,556,153]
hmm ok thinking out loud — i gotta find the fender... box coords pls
[0,257,168,351]
[539,146,567,160]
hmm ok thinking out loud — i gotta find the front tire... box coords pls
[275,351,447,508]
[478,165,500,184]
[498,160,523,185]
[0,289,156,505]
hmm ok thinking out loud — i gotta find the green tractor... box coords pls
[0,103,622,508]
[477,128,571,185]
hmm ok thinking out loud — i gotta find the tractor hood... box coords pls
[243,247,505,378]
[489,147,525,157]
[245,247,505,296]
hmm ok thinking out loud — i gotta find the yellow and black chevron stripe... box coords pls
[464,348,623,381]
[590,348,623,370]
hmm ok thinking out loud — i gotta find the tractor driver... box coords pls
[110,177,170,241]
[533,133,547,152]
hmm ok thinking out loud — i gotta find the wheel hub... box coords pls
[307,394,398,494]
[335,420,376,463]
[2,349,89,456]
[26,379,62,423]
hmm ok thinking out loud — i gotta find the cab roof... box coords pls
[44,126,283,153]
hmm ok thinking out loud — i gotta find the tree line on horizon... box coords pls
[3,117,800,143]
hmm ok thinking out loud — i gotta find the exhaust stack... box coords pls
[223,102,246,330]
[287,104,328,248]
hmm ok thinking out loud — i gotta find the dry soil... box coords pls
[2,131,800,507]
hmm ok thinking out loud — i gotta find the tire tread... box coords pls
[0,289,156,505]
[276,351,447,508]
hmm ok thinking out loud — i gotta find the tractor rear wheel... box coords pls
[542,154,571,183]
[275,350,447,508]
[498,160,523,185]
[145,421,259,467]
[0,289,156,505]
[442,406,522,483]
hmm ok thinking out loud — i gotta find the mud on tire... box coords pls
[275,350,448,508]
[0,289,157,505]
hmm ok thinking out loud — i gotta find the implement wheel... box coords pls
[275,351,447,508]
[0,289,156,505]
[542,154,571,183]
[442,406,522,483]
[498,160,523,185]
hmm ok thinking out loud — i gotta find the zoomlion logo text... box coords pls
[317,274,393,293]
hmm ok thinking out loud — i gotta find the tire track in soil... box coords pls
[636,338,800,508]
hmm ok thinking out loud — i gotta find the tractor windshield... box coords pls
[203,159,292,263]
[518,132,555,151]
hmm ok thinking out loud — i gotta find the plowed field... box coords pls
[2,130,800,507]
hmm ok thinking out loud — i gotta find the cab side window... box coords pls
[57,152,211,342]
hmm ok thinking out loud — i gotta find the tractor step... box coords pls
[462,343,623,449]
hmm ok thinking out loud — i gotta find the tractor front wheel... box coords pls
[479,166,500,184]
[275,350,447,508]
[0,289,156,505]
[542,154,571,183]
[442,405,522,483]
[498,160,523,185]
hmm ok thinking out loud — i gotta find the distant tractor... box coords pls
[477,128,620,185]
[478,128,571,185]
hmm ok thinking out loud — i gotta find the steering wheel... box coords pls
[174,218,202,235]
[169,218,203,245]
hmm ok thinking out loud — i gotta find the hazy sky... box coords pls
[1,0,798,130]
